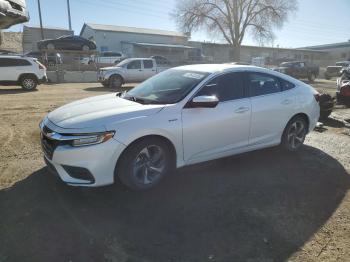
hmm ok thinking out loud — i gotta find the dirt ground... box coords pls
[0,80,350,262]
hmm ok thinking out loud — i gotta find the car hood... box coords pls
[47,93,165,130]
[100,66,123,71]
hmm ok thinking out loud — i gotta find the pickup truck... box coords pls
[325,61,350,80]
[97,58,169,88]
[81,51,125,65]
[273,61,319,82]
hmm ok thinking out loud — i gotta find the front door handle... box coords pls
[235,107,250,113]
[281,99,292,105]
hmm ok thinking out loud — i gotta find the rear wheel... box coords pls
[21,76,38,91]
[82,45,90,51]
[109,75,123,89]
[117,138,172,190]
[281,116,307,152]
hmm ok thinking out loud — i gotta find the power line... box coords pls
[73,0,171,20]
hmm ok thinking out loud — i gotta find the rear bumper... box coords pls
[38,76,48,84]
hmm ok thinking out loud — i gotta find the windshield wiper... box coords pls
[123,95,148,104]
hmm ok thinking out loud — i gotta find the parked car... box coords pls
[273,61,319,82]
[97,58,169,88]
[37,35,96,51]
[39,64,320,190]
[336,66,350,105]
[325,61,350,80]
[25,51,62,67]
[0,0,29,29]
[81,51,125,65]
[150,55,171,66]
[0,55,47,90]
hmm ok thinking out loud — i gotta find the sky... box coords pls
[6,0,350,48]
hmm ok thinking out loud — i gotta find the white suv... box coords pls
[0,55,47,90]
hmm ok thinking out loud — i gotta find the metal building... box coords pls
[80,23,193,63]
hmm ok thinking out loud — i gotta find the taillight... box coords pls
[35,60,46,70]
[314,93,320,102]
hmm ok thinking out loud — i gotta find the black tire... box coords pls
[117,138,172,190]
[21,76,38,91]
[88,60,93,65]
[109,75,123,89]
[281,116,308,152]
[319,93,334,120]
[82,45,90,51]
[319,110,332,120]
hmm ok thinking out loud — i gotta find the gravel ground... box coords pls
[0,82,349,262]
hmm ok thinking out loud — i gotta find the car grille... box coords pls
[40,125,67,160]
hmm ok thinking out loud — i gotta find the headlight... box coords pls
[71,131,115,147]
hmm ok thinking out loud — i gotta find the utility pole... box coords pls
[67,0,72,31]
[37,0,44,39]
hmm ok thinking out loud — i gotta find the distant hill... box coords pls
[0,32,23,53]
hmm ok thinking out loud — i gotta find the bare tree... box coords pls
[173,0,297,61]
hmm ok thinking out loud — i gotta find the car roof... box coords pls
[173,64,268,73]
[0,55,27,59]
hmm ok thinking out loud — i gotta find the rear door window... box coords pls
[280,79,295,91]
[143,60,154,69]
[0,58,31,67]
[248,73,281,97]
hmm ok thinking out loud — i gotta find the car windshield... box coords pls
[116,59,133,67]
[280,62,295,67]
[336,62,349,67]
[123,69,209,104]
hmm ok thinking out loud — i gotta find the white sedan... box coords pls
[40,64,320,190]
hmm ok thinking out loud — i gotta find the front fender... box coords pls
[107,111,185,168]
[104,70,126,80]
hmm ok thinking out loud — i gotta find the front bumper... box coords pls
[40,124,126,187]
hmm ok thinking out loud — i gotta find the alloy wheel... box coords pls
[287,120,306,150]
[23,79,36,90]
[132,145,166,185]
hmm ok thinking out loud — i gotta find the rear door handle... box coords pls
[235,107,250,113]
[281,99,292,105]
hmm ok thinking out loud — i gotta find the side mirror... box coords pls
[190,95,219,108]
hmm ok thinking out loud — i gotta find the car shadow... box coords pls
[0,87,38,95]
[0,145,349,262]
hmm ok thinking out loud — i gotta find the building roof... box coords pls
[189,41,326,53]
[81,23,186,38]
[129,42,194,49]
[300,41,350,50]
[24,25,73,32]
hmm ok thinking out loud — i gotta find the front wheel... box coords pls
[281,116,307,152]
[82,45,90,51]
[109,75,123,89]
[117,138,172,190]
